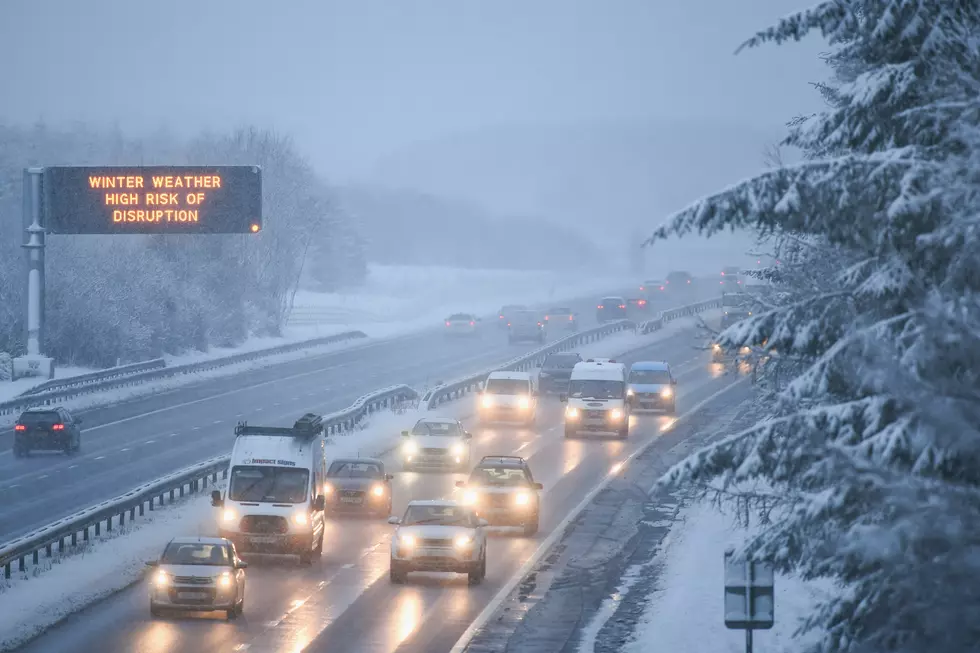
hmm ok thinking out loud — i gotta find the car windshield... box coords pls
[412,421,462,437]
[448,314,472,321]
[485,378,529,395]
[547,308,572,315]
[402,505,474,526]
[161,542,231,566]
[667,273,690,283]
[543,354,580,369]
[569,379,624,399]
[228,466,310,503]
[500,305,524,314]
[510,311,538,323]
[600,297,623,305]
[469,467,530,486]
[630,370,671,384]
[327,461,382,478]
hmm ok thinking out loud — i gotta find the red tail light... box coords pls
[598,305,604,309]
[544,315,549,320]
[446,321,451,326]
[659,286,664,290]
[639,286,645,291]
[499,315,504,319]
[568,315,574,320]
[638,300,646,305]
[14,424,26,431]
[52,424,64,430]
[687,280,691,283]
[537,322,543,326]
[507,322,511,326]
[721,271,725,275]
[618,304,626,309]
[469,321,475,326]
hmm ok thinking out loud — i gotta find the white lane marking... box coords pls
[120,448,129,452]
[145,440,155,444]
[169,433,177,437]
[448,375,750,653]
[94,455,105,460]
[8,484,18,489]
[67,465,78,469]
[37,474,48,480]
[341,563,354,569]
[213,420,222,425]
[192,426,201,431]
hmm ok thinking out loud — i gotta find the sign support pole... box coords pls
[745,558,754,653]
[13,168,54,380]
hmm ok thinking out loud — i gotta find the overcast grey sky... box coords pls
[2,0,827,182]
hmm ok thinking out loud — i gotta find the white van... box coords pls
[211,413,327,565]
[560,360,630,438]
[477,371,538,425]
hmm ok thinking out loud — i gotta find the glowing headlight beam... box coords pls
[515,492,530,505]
[403,441,419,455]
[454,535,474,548]
[372,485,385,497]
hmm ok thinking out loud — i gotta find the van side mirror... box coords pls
[385,473,394,481]
[559,394,567,403]
[533,482,543,490]
[455,480,466,488]
[477,518,489,528]
[236,561,248,569]
[211,490,223,507]
[671,379,677,385]
[400,430,410,437]
[463,431,472,440]
[387,516,401,525]
[145,560,159,567]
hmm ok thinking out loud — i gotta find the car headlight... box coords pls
[403,440,418,455]
[518,396,530,409]
[463,490,479,505]
[323,483,333,494]
[154,570,170,587]
[454,534,474,548]
[712,343,721,351]
[399,534,416,548]
[660,387,673,398]
[610,409,623,420]
[293,512,308,526]
[565,406,579,418]
[372,484,385,497]
[218,572,233,588]
[451,442,465,455]
[481,396,493,408]
[515,492,530,506]
[627,388,635,397]
[222,508,237,523]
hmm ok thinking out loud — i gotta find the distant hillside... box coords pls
[334,184,602,271]
[363,118,792,250]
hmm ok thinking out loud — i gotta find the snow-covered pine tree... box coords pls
[647,3,980,652]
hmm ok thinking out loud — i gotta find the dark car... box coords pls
[664,271,694,296]
[13,407,82,457]
[497,304,527,328]
[639,279,666,299]
[721,266,743,290]
[596,296,627,322]
[543,307,578,332]
[508,310,546,344]
[721,308,753,329]
[456,456,543,536]
[626,297,650,316]
[324,458,394,518]
[538,352,583,393]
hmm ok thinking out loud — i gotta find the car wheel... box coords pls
[563,426,575,439]
[64,439,74,456]
[235,597,245,616]
[468,558,485,585]
[226,606,239,620]
[74,434,81,452]
[619,426,629,439]
[150,604,163,618]
[314,531,324,555]
[298,548,313,565]
[523,514,539,537]
[390,563,407,584]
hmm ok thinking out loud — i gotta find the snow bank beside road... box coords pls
[622,499,830,653]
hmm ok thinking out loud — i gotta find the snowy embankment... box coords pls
[0,404,461,652]
[620,500,831,653]
[0,263,631,410]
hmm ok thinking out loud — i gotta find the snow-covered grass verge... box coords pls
[0,366,101,405]
[620,499,832,653]
[0,402,470,651]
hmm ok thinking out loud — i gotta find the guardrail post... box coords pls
[106,516,112,532]
[32,550,39,565]
[45,543,51,558]
[4,562,10,579]
[94,521,100,536]
[71,532,77,546]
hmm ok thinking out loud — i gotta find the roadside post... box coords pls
[724,547,774,653]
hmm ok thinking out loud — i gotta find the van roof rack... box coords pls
[234,412,323,438]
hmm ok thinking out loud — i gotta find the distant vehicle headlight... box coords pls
[222,508,237,523]
[463,490,479,505]
[372,485,385,497]
[218,572,233,588]
[515,492,530,506]
[293,512,308,526]
[403,440,418,455]
[399,534,416,548]
[451,442,465,455]
[454,534,474,548]
[565,407,579,419]
[627,388,635,397]
[610,409,623,421]
[482,396,493,408]
[154,570,170,587]
[323,484,334,495]
[660,387,673,398]
[518,396,530,409]
[712,343,721,351]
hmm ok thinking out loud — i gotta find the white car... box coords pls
[477,371,538,426]
[146,536,247,619]
[388,500,489,585]
[400,417,473,471]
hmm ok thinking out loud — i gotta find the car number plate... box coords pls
[177,591,208,599]
[340,497,362,504]
[249,535,279,544]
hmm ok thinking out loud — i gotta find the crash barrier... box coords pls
[638,297,723,334]
[422,297,723,410]
[0,383,418,579]
[18,358,167,397]
[0,330,368,419]
[286,306,391,327]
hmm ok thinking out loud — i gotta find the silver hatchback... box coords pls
[146,536,247,619]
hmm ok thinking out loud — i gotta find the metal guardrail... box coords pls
[638,296,722,334]
[0,330,368,419]
[0,383,418,579]
[18,358,167,397]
